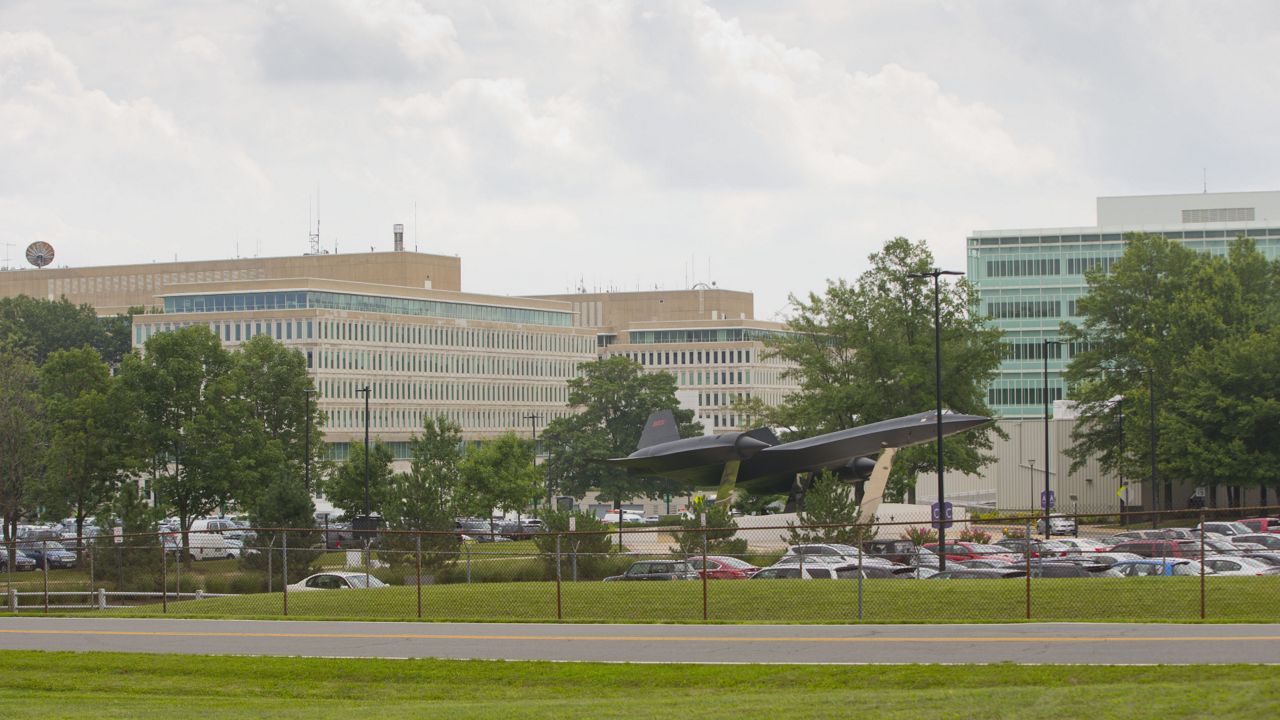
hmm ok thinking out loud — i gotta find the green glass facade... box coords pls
[970,227,1280,418]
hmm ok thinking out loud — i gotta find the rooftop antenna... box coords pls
[308,189,321,255]
[1203,168,1208,194]
[2,241,14,269]
[414,202,419,252]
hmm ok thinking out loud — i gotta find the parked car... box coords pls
[777,544,893,567]
[604,560,699,581]
[171,532,236,561]
[1238,517,1280,534]
[1195,521,1253,537]
[1243,552,1280,567]
[861,539,924,565]
[1205,538,1264,554]
[751,565,845,580]
[1233,534,1280,551]
[1107,540,1199,559]
[1028,561,1122,578]
[0,549,36,572]
[686,555,759,579]
[1036,515,1078,536]
[602,510,645,524]
[1053,537,1112,553]
[995,538,1074,558]
[1201,556,1278,576]
[930,568,1026,580]
[1111,559,1208,577]
[288,571,388,591]
[960,559,1018,569]
[1086,552,1145,567]
[17,541,77,569]
[924,542,1021,563]
[859,565,937,579]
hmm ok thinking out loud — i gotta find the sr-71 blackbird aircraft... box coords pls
[607,410,991,515]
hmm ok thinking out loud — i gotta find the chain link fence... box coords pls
[3,505,1279,622]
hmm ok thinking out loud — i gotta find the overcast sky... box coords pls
[3,1,1277,318]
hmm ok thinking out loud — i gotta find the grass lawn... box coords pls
[91,575,1280,623]
[0,650,1274,719]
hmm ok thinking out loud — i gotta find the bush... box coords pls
[901,526,938,545]
[532,509,623,580]
[956,527,992,543]
[669,499,747,556]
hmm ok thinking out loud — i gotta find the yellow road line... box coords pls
[0,628,1277,644]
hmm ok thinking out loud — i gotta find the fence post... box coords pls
[175,543,182,602]
[98,588,106,610]
[195,589,204,602]
[9,587,17,613]
[266,536,273,595]
[857,541,864,621]
[415,534,422,620]
[701,513,708,623]
[466,544,471,584]
[42,539,49,614]
[1024,517,1032,620]
[1199,510,1206,620]
[555,534,562,621]
[282,531,289,617]
[161,536,168,613]
[5,540,11,607]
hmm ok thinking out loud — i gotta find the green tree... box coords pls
[1061,234,1278,507]
[34,347,139,541]
[231,335,324,509]
[669,496,747,556]
[458,433,543,520]
[542,356,701,506]
[532,509,624,580]
[0,351,42,545]
[383,416,465,568]
[120,325,258,553]
[762,237,1003,502]
[0,296,111,364]
[245,473,319,583]
[785,472,870,546]
[324,440,395,520]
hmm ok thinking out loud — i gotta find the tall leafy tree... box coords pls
[388,415,464,531]
[1062,234,1277,507]
[458,433,543,520]
[120,325,258,552]
[0,296,109,364]
[0,351,42,544]
[323,440,395,520]
[542,356,701,506]
[760,237,1003,502]
[34,347,139,540]
[785,472,869,546]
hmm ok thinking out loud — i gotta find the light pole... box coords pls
[304,388,316,495]
[524,413,545,505]
[357,385,371,518]
[1147,368,1158,528]
[908,268,963,571]
[1112,394,1126,527]
[1028,459,1035,513]
[1042,339,1062,538]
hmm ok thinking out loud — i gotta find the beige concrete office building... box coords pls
[532,289,799,432]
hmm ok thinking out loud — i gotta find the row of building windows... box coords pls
[164,290,575,328]
[1066,257,1118,275]
[324,406,572,434]
[699,391,749,408]
[627,328,791,345]
[316,319,590,355]
[969,228,1280,247]
[1001,341,1064,361]
[987,300,1062,319]
[315,348,577,379]
[986,259,1061,277]
[987,386,1065,406]
[318,377,568,405]
[616,348,753,366]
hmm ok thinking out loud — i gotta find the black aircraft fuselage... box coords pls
[608,410,991,495]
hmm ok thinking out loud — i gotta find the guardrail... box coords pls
[6,588,238,612]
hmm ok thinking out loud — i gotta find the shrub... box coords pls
[901,526,938,545]
[669,498,747,556]
[533,509,622,580]
[956,527,992,543]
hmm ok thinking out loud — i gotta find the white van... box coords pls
[183,532,235,561]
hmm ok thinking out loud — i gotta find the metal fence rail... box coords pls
[2,505,1278,623]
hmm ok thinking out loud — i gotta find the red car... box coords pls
[687,555,760,579]
[924,542,1021,563]
[1239,518,1280,534]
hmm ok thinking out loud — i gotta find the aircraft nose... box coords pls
[734,435,771,459]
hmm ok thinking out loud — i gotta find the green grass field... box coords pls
[0,651,1274,719]
[80,575,1280,623]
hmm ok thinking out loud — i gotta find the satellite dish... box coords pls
[25,241,55,268]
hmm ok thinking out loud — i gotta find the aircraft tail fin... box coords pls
[638,410,680,449]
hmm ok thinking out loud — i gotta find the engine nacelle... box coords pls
[834,455,879,482]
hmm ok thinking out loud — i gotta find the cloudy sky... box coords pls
[3,0,1277,318]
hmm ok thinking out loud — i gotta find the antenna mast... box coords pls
[308,189,321,255]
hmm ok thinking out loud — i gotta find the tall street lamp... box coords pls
[304,388,316,495]
[1147,368,1158,528]
[524,413,546,505]
[357,385,371,518]
[908,268,963,571]
[1042,339,1062,538]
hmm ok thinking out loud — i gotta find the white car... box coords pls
[776,543,894,568]
[602,510,645,524]
[1201,556,1275,576]
[1053,537,1112,553]
[287,571,389,591]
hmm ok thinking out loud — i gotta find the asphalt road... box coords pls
[0,617,1277,664]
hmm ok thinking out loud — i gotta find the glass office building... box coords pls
[970,191,1280,418]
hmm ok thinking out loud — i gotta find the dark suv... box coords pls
[604,561,699,581]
